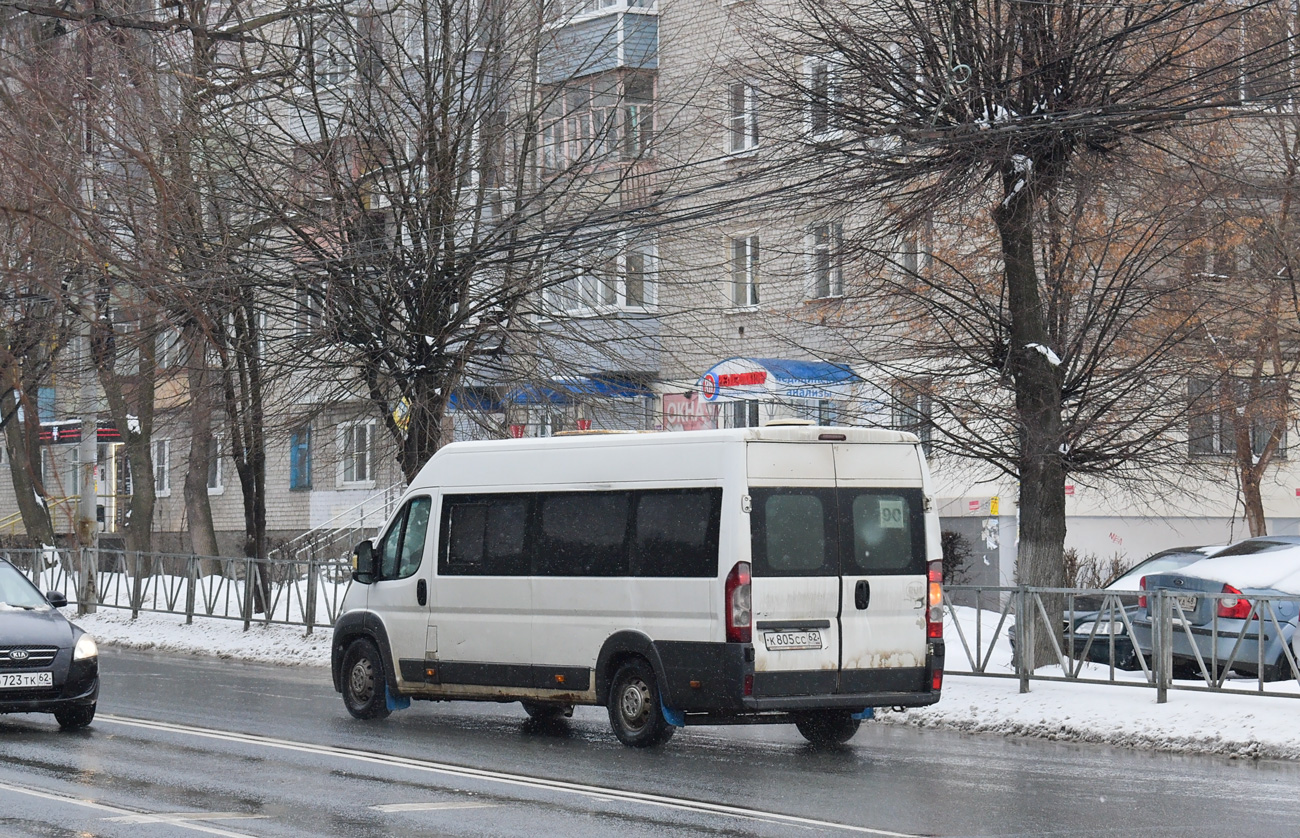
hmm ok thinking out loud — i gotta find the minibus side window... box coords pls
[841,490,926,575]
[749,489,837,577]
[536,492,631,576]
[377,495,431,580]
[441,494,530,576]
[446,503,488,570]
[631,489,721,577]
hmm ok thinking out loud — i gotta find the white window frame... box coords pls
[338,420,376,487]
[727,81,759,154]
[311,14,352,88]
[207,435,224,495]
[730,234,759,308]
[807,222,844,299]
[154,438,171,497]
[549,236,657,314]
[156,328,182,370]
[804,56,844,141]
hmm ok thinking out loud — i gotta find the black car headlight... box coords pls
[73,634,98,661]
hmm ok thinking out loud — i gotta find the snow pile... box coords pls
[71,605,1300,760]
[74,609,333,666]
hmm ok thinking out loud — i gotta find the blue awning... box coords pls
[508,376,653,405]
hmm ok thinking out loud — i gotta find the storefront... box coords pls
[505,375,655,437]
[679,357,886,429]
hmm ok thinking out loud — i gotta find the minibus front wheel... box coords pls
[342,638,392,720]
[607,658,676,747]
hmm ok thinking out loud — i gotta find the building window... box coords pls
[154,439,170,496]
[726,400,760,428]
[805,56,841,138]
[37,387,56,422]
[542,74,654,170]
[312,15,352,87]
[808,222,844,298]
[340,421,374,485]
[296,283,323,337]
[550,238,656,312]
[1188,377,1287,458]
[730,235,759,307]
[893,385,933,454]
[1236,6,1294,105]
[156,329,182,370]
[207,436,223,493]
[290,426,312,490]
[727,81,759,153]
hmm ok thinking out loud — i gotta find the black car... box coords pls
[0,558,98,729]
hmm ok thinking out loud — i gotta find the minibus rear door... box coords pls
[833,444,930,692]
[746,443,842,695]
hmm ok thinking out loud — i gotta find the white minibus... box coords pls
[331,425,944,746]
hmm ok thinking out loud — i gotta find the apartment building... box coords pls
[4,0,1300,574]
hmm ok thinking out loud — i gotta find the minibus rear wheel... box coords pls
[793,710,860,746]
[342,638,392,720]
[607,658,675,747]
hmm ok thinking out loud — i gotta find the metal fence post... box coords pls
[1156,590,1170,704]
[305,559,319,635]
[1017,586,1031,694]
[185,556,197,625]
[130,553,143,618]
[243,557,254,632]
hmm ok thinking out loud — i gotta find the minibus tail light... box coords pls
[927,560,943,639]
[1138,577,1147,609]
[725,561,752,643]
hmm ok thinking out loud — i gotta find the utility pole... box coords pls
[76,278,98,616]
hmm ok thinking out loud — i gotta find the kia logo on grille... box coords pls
[9,649,29,661]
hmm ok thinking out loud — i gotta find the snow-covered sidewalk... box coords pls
[74,607,1300,761]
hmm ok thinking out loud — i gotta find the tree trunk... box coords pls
[995,173,1068,670]
[183,331,220,562]
[1,388,56,548]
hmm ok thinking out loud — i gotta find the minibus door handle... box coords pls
[417,579,428,606]
[854,580,870,610]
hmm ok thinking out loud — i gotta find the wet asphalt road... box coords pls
[0,649,1298,837]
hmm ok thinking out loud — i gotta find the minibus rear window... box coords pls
[750,490,836,577]
[750,487,926,577]
[842,491,924,574]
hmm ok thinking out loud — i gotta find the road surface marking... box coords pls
[371,801,497,812]
[104,813,270,824]
[0,779,263,838]
[100,714,920,837]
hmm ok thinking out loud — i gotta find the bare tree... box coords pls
[241,0,666,481]
[751,0,1299,665]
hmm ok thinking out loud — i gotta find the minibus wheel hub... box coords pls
[619,679,651,729]
[349,659,375,704]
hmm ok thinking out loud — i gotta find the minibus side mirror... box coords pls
[45,591,68,609]
[352,540,377,582]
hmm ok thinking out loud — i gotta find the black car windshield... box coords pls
[0,562,49,608]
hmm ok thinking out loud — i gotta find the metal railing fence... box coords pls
[945,584,1300,702]
[2,546,352,633]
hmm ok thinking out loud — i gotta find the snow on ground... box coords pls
[72,605,1300,761]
